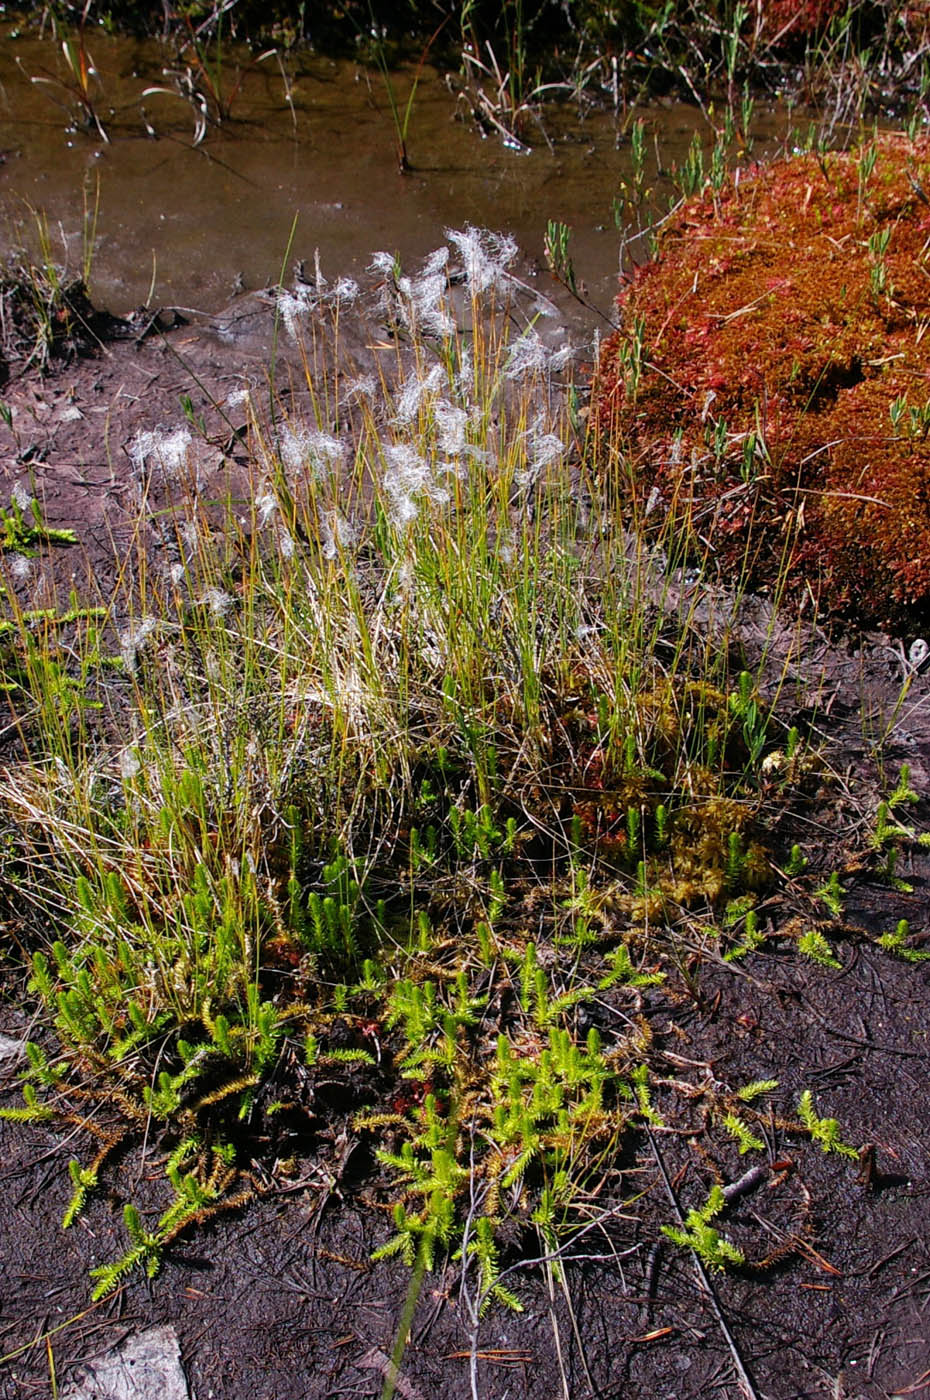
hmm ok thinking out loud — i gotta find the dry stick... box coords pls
[550,1248,600,1399]
[458,1130,486,1400]
[646,1128,762,1400]
[461,1196,640,1400]
[542,1252,572,1400]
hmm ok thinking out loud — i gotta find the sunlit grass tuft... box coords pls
[0,227,900,1306]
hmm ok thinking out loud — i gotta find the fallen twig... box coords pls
[647,1128,762,1400]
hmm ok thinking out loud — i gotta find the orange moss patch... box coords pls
[758,0,845,43]
[593,132,930,630]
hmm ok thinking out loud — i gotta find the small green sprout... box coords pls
[721,1112,765,1155]
[723,906,766,962]
[785,843,807,876]
[871,800,915,849]
[812,871,845,918]
[631,1063,664,1127]
[63,1158,99,1228]
[736,1079,778,1103]
[662,1185,745,1271]
[599,943,666,990]
[462,1216,524,1315]
[876,918,930,963]
[0,1082,54,1123]
[797,1090,858,1159]
[798,928,842,969]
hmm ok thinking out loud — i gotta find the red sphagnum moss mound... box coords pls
[758,0,845,44]
[594,132,930,630]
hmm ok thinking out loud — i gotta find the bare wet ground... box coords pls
[1,305,930,1400]
[3,924,930,1399]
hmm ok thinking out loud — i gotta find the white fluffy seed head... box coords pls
[279,423,345,478]
[277,288,310,341]
[529,432,564,470]
[526,415,564,470]
[370,251,399,279]
[549,343,575,373]
[342,374,377,406]
[118,747,141,781]
[120,616,158,673]
[307,429,345,474]
[320,510,357,559]
[445,225,517,294]
[422,246,450,277]
[382,442,450,525]
[513,418,564,488]
[505,330,575,380]
[434,399,468,457]
[392,363,444,426]
[409,273,455,338]
[331,277,360,306]
[254,489,277,526]
[7,553,31,583]
[11,481,31,513]
[505,329,548,380]
[201,588,234,617]
[180,521,201,551]
[129,427,192,477]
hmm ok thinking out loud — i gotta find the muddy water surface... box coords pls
[0,24,794,321]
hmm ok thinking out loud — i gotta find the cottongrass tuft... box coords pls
[421,245,450,279]
[11,482,32,513]
[118,747,141,781]
[331,277,360,307]
[320,511,357,559]
[505,329,575,381]
[514,416,565,487]
[7,553,32,584]
[128,427,192,478]
[342,374,377,407]
[277,274,362,341]
[200,588,234,618]
[434,399,469,458]
[392,363,445,426]
[179,521,201,552]
[119,616,159,673]
[254,489,278,527]
[369,250,400,280]
[399,271,456,338]
[278,424,346,479]
[382,443,449,526]
[446,225,518,294]
[277,290,310,342]
[372,245,456,339]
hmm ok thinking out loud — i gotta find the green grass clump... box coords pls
[0,227,908,1304]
